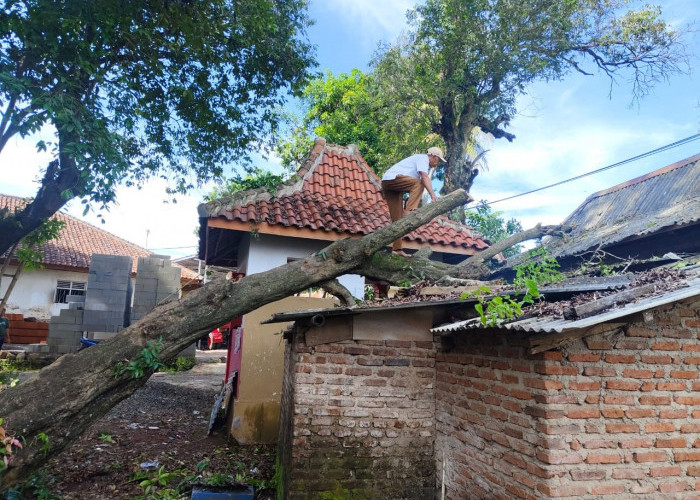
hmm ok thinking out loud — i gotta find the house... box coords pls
[197,138,490,443]
[544,153,700,270]
[0,193,198,343]
[270,264,700,499]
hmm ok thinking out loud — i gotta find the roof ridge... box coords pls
[585,152,700,202]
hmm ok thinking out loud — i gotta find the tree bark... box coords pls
[0,190,471,489]
[0,157,82,257]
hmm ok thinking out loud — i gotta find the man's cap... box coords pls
[427,146,446,163]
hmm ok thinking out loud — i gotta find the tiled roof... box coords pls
[546,153,700,258]
[1,194,198,280]
[201,138,489,252]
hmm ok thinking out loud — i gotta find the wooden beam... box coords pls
[528,322,625,354]
[207,218,479,255]
[570,283,659,319]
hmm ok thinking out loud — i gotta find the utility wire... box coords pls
[472,133,700,208]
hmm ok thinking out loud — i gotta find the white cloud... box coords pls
[311,0,413,43]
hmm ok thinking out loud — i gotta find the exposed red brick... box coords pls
[675,395,700,405]
[568,408,600,419]
[657,381,687,391]
[641,354,672,364]
[567,353,600,362]
[670,370,699,379]
[586,453,621,464]
[645,422,676,433]
[601,408,625,418]
[606,422,639,433]
[584,366,616,377]
[650,465,682,477]
[639,395,671,405]
[606,380,640,391]
[590,483,625,495]
[620,438,653,449]
[534,364,578,375]
[625,408,656,419]
[652,341,681,351]
[680,423,700,433]
[615,339,649,350]
[612,468,645,479]
[626,325,657,337]
[622,368,654,378]
[633,451,668,462]
[568,381,600,391]
[674,451,700,461]
[524,378,563,390]
[659,409,687,419]
[655,438,686,448]
[658,481,691,493]
[604,395,635,405]
[605,354,636,363]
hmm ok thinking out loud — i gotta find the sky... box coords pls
[1,0,698,258]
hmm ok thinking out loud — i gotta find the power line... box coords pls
[473,133,700,207]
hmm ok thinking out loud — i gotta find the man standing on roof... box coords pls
[381,147,445,255]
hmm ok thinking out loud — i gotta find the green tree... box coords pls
[278,68,486,176]
[464,201,523,258]
[372,0,688,194]
[0,0,315,257]
[205,169,286,201]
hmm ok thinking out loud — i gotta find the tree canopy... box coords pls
[373,0,688,194]
[0,0,316,256]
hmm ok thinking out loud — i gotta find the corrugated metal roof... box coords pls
[547,153,700,258]
[432,277,700,334]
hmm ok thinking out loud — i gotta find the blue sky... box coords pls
[1,0,698,257]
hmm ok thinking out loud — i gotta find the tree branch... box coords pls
[319,279,356,306]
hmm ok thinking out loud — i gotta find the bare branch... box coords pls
[319,279,356,306]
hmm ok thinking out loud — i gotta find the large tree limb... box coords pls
[0,190,470,488]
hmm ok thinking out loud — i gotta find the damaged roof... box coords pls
[199,138,489,255]
[546,153,700,259]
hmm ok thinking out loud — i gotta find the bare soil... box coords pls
[14,351,277,499]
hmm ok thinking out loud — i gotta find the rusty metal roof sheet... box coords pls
[548,153,700,258]
[432,276,700,335]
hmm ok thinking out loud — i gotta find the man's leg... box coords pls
[404,178,425,212]
[381,176,422,252]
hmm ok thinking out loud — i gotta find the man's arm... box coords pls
[420,171,439,201]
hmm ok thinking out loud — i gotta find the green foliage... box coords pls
[370,0,687,193]
[464,201,523,258]
[137,465,179,497]
[36,432,50,455]
[463,285,538,327]
[513,247,564,288]
[363,285,376,301]
[14,219,65,271]
[4,471,58,500]
[0,0,316,252]
[99,433,115,444]
[206,169,286,201]
[161,356,196,373]
[114,338,164,379]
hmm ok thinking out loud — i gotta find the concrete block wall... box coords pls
[131,255,181,322]
[435,296,700,499]
[47,306,85,353]
[282,336,437,499]
[82,254,133,334]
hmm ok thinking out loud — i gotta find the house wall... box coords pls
[0,266,89,320]
[282,331,437,499]
[435,296,700,499]
[231,296,335,445]
[245,233,365,299]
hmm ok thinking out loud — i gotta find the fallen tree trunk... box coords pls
[0,190,470,489]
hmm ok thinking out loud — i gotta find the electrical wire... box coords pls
[471,133,700,208]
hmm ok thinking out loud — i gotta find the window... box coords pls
[54,280,86,303]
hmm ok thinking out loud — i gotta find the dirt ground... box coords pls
[12,350,277,499]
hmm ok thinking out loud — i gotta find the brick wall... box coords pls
[283,334,437,499]
[435,297,700,499]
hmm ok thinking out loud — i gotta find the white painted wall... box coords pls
[243,234,365,299]
[0,267,88,320]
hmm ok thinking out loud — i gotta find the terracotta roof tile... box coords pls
[202,139,489,252]
[1,194,198,280]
